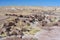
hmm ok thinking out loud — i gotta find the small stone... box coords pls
[53,23,58,26]
[22,20,26,23]
[19,15,23,17]
[5,14,8,16]
[8,22,16,26]
[42,21,47,26]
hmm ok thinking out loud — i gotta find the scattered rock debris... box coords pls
[0,9,60,40]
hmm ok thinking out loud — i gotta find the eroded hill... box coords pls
[0,6,60,40]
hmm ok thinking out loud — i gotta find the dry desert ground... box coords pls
[0,6,60,40]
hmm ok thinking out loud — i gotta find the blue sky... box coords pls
[0,0,60,6]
